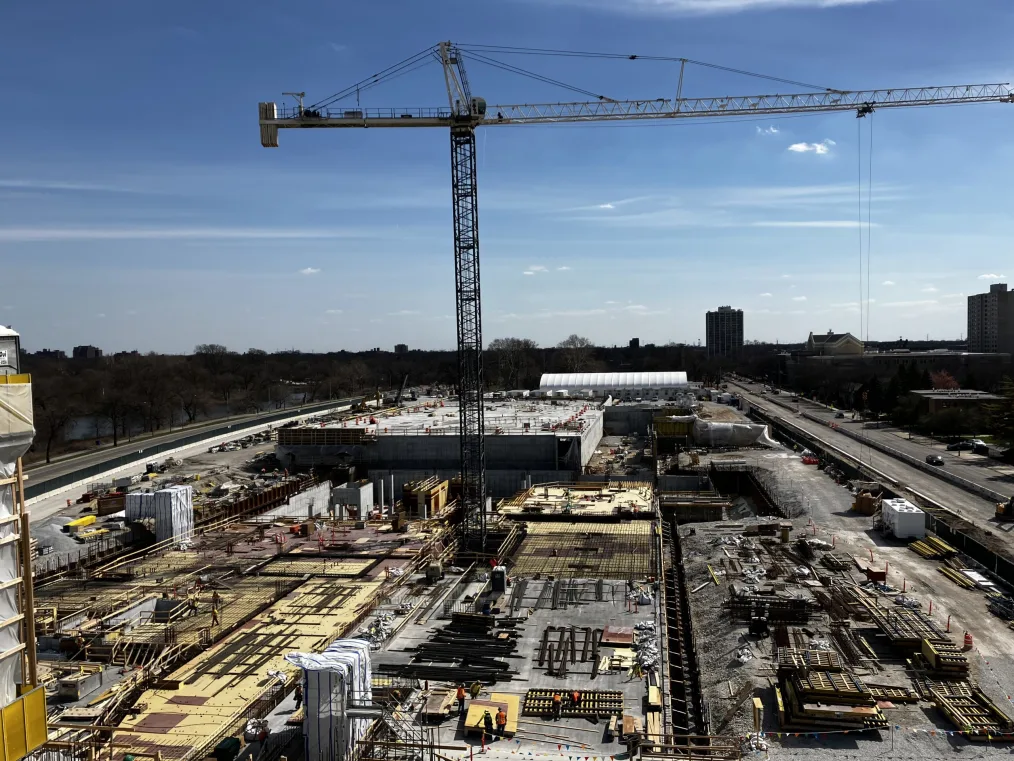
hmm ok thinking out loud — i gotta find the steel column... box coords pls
[449,125,487,549]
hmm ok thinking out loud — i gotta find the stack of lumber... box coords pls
[776,670,888,731]
[930,686,1014,740]
[918,639,969,676]
[522,689,623,719]
[776,647,844,674]
[909,536,957,559]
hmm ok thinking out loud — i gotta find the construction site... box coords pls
[5,33,1014,761]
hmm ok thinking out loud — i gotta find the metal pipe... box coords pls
[17,459,37,688]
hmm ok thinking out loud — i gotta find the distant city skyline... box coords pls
[1,1,1011,352]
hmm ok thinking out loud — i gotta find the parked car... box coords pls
[947,441,975,451]
[926,454,945,466]
[834,411,845,419]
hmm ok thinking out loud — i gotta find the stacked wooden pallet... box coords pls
[522,689,623,719]
[776,647,843,674]
[820,553,851,571]
[775,669,888,731]
[909,536,957,559]
[930,687,1014,740]
[865,683,919,703]
[919,639,970,676]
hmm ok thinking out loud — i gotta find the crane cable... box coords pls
[308,45,440,111]
[457,43,839,93]
[463,50,613,101]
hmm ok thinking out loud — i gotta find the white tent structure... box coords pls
[286,639,372,761]
[539,372,689,400]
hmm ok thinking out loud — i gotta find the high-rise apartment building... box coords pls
[968,283,1014,354]
[706,306,744,357]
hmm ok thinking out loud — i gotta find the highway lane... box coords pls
[734,381,1014,501]
[24,397,360,487]
[732,383,1010,532]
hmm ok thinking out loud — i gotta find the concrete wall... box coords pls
[368,468,575,501]
[603,406,654,436]
[331,482,374,518]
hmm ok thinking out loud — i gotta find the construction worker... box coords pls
[470,680,482,699]
[571,690,581,709]
[293,683,303,711]
[552,692,563,720]
[456,683,467,715]
[495,707,507,736]
[211,606,220,627]
[482,710,494,736]
[212,590,221,609]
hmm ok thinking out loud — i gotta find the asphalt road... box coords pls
[24,397,358,486]
[739,382,1014,499]
[731,381,1011,530]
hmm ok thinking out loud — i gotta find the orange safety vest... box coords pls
[572,692,580,703]
[552,694,561,703]
[496,710,507,726]
[457,687,466,700]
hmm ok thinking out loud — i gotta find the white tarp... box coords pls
[153,485,194,545]
[125,491,155,520]
[0,381,34,707]
[693,418,771,448]
[286,639,372,761]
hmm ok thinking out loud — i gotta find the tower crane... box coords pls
[259,42,1013,551]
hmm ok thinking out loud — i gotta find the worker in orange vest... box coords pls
[552,692,563,720]
[456,683,467,715]
[495,707,507,736]
[571,690,581,708]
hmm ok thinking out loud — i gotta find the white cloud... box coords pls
[780,274,792,279]
[787,139,836,155]
[329,42,347,53]
[531,0,888,16]
[597,203,615,210]
[605,300,618,305]
[0,178,136,193]
[299,267,321,275]
[557,266,571,271]
[325,309,343,314]
[921,286,938,293]
[0,226,380,242]
[978,273,1006,280]
[941,293,965,299]
[759,292,772,297]
[387,310,421,317]
[792,296,807,302]
[529,265,547,272]
[756,126,780,135]
[623,304,649,312]
[96,313,106,318]
[126,309,137,316]
[523,271,535,276]
[753,220,866,228]
[882,280,895,286]
[882,299,938,308]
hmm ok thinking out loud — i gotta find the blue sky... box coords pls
[1,0,1012,353]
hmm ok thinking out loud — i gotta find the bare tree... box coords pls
[488,337,538,389]
[557,334,594,372]
[33,373,80,463]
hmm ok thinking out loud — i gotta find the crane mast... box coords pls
[258,43,1012,552]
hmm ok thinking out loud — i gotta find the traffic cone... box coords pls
[963,631,974,651]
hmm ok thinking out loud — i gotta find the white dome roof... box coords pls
[539,372,688,390]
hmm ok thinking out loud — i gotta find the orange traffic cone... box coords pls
[963,631,974,651]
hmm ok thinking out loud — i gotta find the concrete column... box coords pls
[377,478,384,516]
[389,474,395,512]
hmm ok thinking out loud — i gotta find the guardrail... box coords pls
[25,397,364,500]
